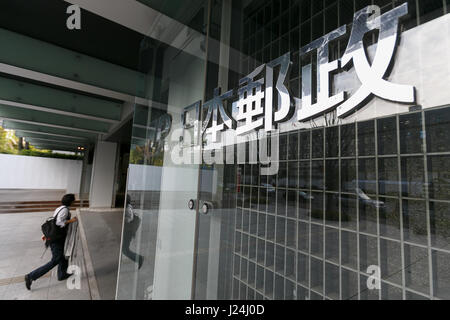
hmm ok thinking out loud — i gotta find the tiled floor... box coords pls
[0,211,91,300]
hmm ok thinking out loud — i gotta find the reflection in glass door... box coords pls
[116,0,210,300]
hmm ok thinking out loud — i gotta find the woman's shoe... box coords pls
[24,274,32,290]
[138,256,144,270]
[58,273,71,281]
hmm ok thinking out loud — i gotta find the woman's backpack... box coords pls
[41,207,67,244]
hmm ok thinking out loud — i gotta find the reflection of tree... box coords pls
[130,147,144,164]
[0,126,18,153]
[1,127,82,160]
[129,142,164,166]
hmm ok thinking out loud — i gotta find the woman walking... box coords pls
[25,194,78,290]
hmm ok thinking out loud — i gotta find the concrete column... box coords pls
[89,141,117,208]
[79,148,92,201]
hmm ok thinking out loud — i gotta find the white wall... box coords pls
[0,153,82,194]
[89,141,117,208]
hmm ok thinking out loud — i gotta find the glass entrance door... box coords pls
[116,0,211,300]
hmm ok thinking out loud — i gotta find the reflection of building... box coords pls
[2,0,450,300]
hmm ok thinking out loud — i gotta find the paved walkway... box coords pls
[0,211,91,300]
[79,209,123,300]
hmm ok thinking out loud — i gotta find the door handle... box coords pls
[188,199,214,214]
[201,201,214,215]
[188,199,196,210]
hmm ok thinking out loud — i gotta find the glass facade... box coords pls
[234,107,450,300]
[116,0,450,300]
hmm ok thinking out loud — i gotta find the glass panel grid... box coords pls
[233,106,450,300]
[232,0,450,300]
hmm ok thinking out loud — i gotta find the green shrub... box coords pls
[1,127,83,160]
[18,149,83,160]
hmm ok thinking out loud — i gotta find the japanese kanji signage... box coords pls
[194,3,415,143]
[177,3,416,173]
